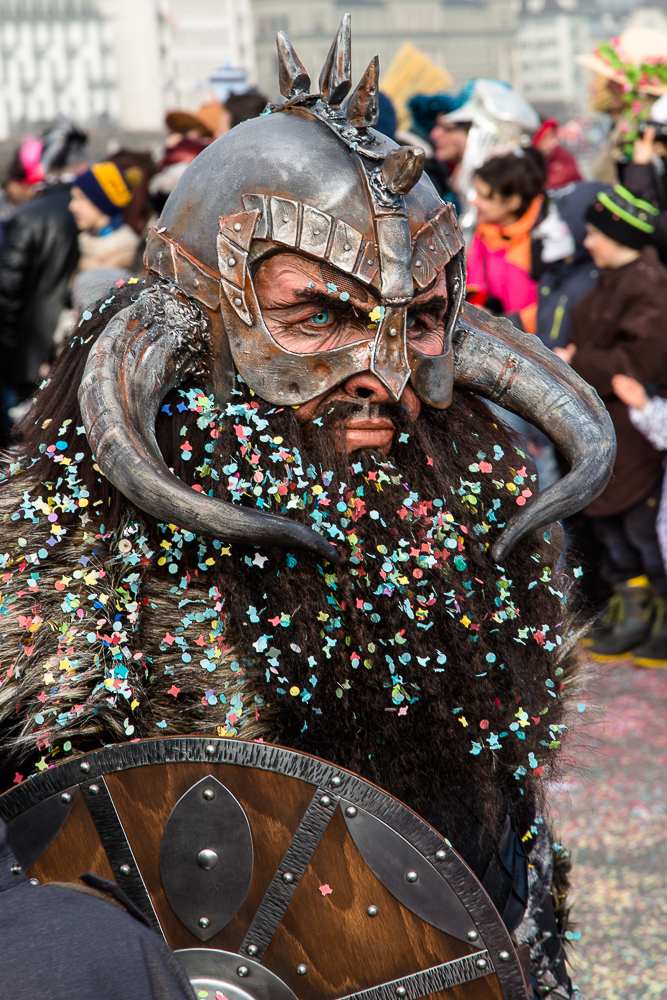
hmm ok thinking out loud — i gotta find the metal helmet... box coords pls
[149,15,462,410]
[79,14,615,563]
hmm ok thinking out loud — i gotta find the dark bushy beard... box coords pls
[206,383,573,841]
[7,286,574,855]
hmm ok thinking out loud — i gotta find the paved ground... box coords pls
[549,659,667,999]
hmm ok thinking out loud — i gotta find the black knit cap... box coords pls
[585,184,658,251]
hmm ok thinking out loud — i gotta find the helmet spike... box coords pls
[276,31,311,98]
[346,55,380,130]
[319,13,352,106]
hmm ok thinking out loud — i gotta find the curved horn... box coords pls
[453,303,616,563]
[79,286,336,563]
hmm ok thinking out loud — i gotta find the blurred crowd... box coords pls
[3,25,667,665]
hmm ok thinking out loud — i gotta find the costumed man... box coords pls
[0,18,613,1000]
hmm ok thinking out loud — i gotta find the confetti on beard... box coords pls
[216,384,573,828]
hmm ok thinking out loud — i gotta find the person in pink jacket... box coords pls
[466,152,544,333]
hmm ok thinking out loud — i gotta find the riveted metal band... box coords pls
[411,203,465,291]
[242,193,379,286]
[239,784,340,959]
[80,776,164,938]
[336,950,494,1000]
[145,229,220,310]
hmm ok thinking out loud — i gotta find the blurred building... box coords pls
[0,0,256,138]
[251,0,517,100]
[0,0,116,137]
[514,0,605,117]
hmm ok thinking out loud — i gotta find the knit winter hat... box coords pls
[75,161,141,217]
[585,184,658,251]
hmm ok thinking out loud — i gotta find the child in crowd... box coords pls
[68,161,142,274]
[611,374,667,667]
[533,181,603,350]
[554,185,667,664]
[466,151,544,333]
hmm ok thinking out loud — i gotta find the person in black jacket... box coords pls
[534,180,603,350]
[0,119,86,447]
[619,93,667,266]
[0,817,196,1000]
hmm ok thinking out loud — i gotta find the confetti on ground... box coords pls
[551,658,667,999]
[319,883,333,896]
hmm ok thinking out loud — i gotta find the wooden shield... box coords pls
[0,738,528,1000]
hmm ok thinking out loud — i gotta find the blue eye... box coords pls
[406,315,415,328]
[310,311,330,325]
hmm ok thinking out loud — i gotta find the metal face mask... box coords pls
[146,15,465,410]
[214,197,465,409]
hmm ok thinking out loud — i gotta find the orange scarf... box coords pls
[475,196,544,275]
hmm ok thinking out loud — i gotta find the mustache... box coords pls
[315,399,413,427]
[303,399,414,466]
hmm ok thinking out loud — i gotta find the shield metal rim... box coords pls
[0,737,528,999]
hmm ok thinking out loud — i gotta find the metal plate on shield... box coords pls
[342,799,478,941]
[7,785,79,871]
[160,775,253,941]
[176,949,299,1000]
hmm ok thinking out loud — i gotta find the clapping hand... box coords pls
[611,373,650,410]
[553,344,577,365]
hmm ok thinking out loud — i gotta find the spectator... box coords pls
[409,82,475,207]
[534,181,603,350]
[165,100,227,142]
[69,161,143,274]
[532,119,582,190]
[621,92,667,265]
[0,138,43,251]
[224,90,269,130]
[466,152,545,333]
[554,185,667,660]
[425,108,470,206]
[575,26,667,183]
[0,118,86,447]
[611,374,667,666]
[2,138,43,210]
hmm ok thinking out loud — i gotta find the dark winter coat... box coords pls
[619,160,667,266]
[0,182,78,387]
[536,181,603,350]
[0,818,196,1000]
[569,246,667,517]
